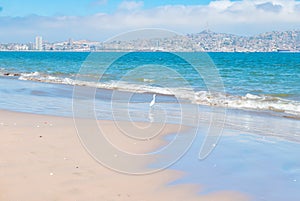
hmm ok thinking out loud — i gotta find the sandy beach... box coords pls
[1,1,300,199]
[0,109,249,201]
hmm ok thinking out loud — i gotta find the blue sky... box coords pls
[0,0,300,42]
[0,0,217,17]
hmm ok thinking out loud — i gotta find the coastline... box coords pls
[0,51,299,200]
[0,109,249,201]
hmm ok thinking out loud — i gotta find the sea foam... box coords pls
[11,71,300,117]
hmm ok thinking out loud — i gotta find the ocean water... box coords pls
[1,51,300,200]
[0,52,300,117]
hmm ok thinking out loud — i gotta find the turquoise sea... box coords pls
[1,52,300,113]
[0,51,300,200]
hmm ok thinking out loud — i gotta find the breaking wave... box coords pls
[0,69,299,117]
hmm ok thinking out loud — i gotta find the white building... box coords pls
[35,36,43,50]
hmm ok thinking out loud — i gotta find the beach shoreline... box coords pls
[0,109,249,201]
[0,51,299,200]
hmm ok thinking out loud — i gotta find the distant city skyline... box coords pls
[0,0,300,43]
[1,30,299,52]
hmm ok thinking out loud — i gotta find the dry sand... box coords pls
[0,110,249,201]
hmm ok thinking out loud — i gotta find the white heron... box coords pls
[149,94,156,107]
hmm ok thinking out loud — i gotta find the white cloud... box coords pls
[1,0,300,42]
[208,0,235,10]
[118,1,144,11]
[256,2,282,12]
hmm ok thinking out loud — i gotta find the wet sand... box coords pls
[0,110,249,201]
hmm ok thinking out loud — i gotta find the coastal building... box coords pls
[68,38,73,46]
[35,36,43,50]
[28,42,34,50]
